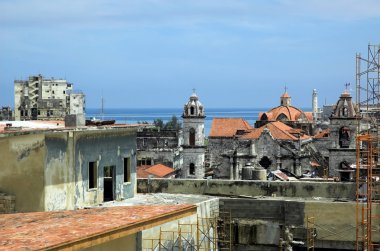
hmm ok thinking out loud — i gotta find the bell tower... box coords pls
[181,90,206,178]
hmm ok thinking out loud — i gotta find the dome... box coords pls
[182,91,205,118]
[259,105,312,122]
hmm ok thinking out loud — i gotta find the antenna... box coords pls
[101,90,104,120]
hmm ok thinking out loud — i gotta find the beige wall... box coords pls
[82,234,137,251]
[0,134,45,212]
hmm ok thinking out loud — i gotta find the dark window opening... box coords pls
[104,166,115,202]
[259,156,272,169]
[146,158,152,165]
[190,106,195,115]
[189,128,195,146]
[124,158,131,183]
[261,113,268,121]
[89,161,98,189]
[190,163,195,175]
[339,127,350,148]
[340,172,351,182]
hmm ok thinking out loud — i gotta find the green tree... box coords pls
[164,115,181,130]
[153,118,164,129]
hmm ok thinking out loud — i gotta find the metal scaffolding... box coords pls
[306,216,316,251]
[356,44,380,130]
[356,134,380,251]
[142,210,232,251]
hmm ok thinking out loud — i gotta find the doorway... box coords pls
[103,166,115,202]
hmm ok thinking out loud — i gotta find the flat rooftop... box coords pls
[99,193,218,207]
[0,120,140,136]
[0,204,196,251]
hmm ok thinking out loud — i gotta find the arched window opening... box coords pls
[190,106,195,115]
[189,163,195,175]
[277,113,288,121]
[189,128,195,146]
[342,107,348,117]
[261,113,268,121]
[259,156,272,169]
[339,127,350,148]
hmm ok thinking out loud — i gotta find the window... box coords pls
[190,106,195,115]
[189,163,195,175]
[124,158,131,183]
[189,128,195,146]
[89,161,98,189]
[63,91,65,94]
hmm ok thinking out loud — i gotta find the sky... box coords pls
[0,0,379,109]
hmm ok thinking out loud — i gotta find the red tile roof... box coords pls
[0,205,196,251]
[137,164,176,178]
[240,121,310,141]
[209,118,253,137]
[146,164,176,177]
[137,165,152,178]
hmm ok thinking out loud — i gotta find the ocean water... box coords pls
[86,107,269,136]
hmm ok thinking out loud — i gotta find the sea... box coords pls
[86,107,269,136]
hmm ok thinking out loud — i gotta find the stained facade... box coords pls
[0,124,137,212]
[14,74,85,121]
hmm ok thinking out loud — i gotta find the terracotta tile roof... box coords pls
[0,205,196,251]
[137,165,152,178]
[240,121,310,141]
[137,164,176,178]
[209,118,253,137]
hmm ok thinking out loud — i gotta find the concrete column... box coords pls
[235,161,240,180]
[229,157,234,180]
[294,159,302,176]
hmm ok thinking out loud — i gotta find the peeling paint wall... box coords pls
[0,134,45,212]
[44,133,75,211]
[73,129,137,208]
[0,127,137,212]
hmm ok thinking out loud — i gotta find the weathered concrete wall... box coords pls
[44,133,75,211]
[137,179,356,200]
[0,127,137,212]
[220,198,368,250]
[0,193,16,213]
[0,134,45,212]
[74,129,137,208]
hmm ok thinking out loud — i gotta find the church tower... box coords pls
[328,89,358,181]
[181,90,206,178]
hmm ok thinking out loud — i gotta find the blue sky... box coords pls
[0,0,379,109]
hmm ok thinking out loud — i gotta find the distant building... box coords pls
[180,91,206,179]
[136,127,182,169]
[0,106,13,121]
[14,74,85,121]
[208,118,314,179]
